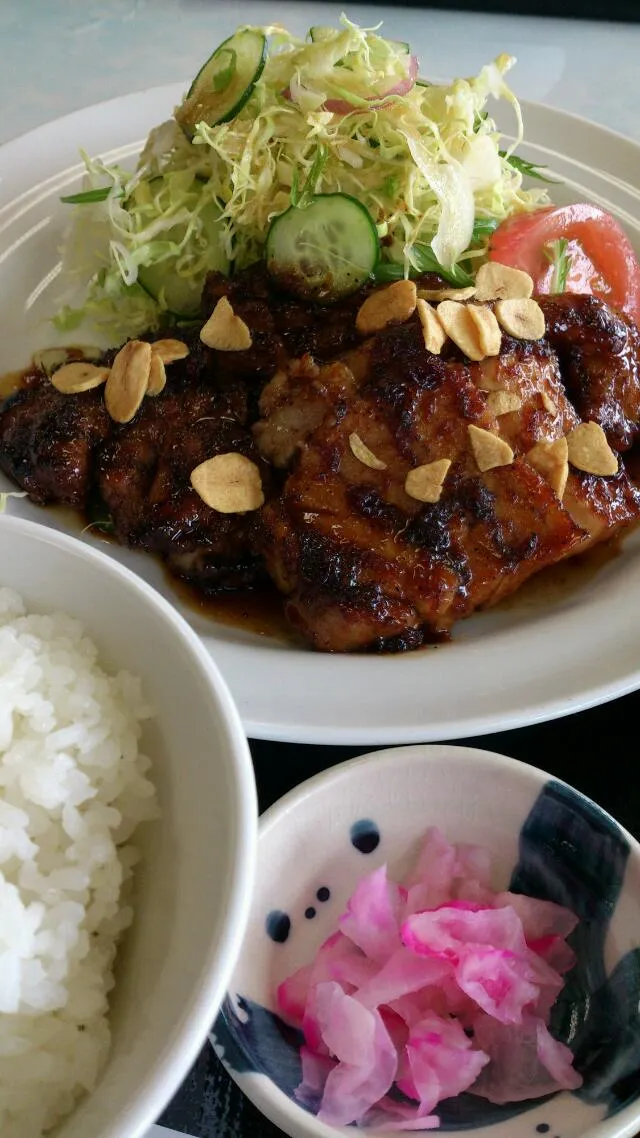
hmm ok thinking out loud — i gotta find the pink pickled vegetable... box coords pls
[493,892,579,942]
[357,948,450,1010]
[530,935,577,977]
[455,946,540,1024]
[276,827,583,1129]
[470,1013,583,1103]
[277,962,312,1028]
[399,1012,490,1112]
[363,1098,441,1130]
[296,1046,336,1110]
[340,864,403,961]
[311,982,398,1126]
[402,904,529,963]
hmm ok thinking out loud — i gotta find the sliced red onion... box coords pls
[284,55,418,117]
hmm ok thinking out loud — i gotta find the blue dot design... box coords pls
[265,910,291,943]
[350,818,380,854]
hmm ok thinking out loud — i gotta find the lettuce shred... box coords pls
[55,16,549,340]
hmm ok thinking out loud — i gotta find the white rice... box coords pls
[0,587,157,1138]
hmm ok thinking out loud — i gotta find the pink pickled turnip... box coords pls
[455,946,540,1024]
[340,864,403,961]
[357,947,450,1010]
[277,830,581,1129]
[494,892,579,941]
[277,962,313,1028]
[403,1012,490,1113]
[469,1012,583,1103]
[401,903,529,964]
[313,983,398,1126]
[362,1098,441,1130]
[295,1046,336,1109]
[535,1019,584,1091]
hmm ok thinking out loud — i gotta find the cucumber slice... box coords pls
[176,29,266,137]
[138,199,229,318]
[265,193,379,302]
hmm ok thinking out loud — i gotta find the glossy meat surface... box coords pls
[96,347,269,592]
[97,393,267,591]
[0,373,111,507]
[255,321,598,651]
[2,270,640,651]
[540,293,640,452]
[255,304,640,651]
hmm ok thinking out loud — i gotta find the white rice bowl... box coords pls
[0,587,157,1138]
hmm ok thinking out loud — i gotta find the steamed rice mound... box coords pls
[0,587,157,1138]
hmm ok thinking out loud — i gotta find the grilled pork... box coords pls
[1,272,640,650]
[254,296,640,650]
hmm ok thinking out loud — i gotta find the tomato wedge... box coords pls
[488,204,640,328]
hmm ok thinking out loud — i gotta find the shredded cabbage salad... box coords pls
[55,16,550,340]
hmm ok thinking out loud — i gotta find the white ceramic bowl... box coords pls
[0,514,257,1138]
[213,744,640,1138]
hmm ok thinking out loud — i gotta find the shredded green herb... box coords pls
[500,152,561,184]
[471,217,499,242]
[545,236,572,293]
[291,144,329,209]
[85,490,116,535]
[372,244,474,287]
[60,187,117,204]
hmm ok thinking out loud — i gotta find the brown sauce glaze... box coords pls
[171,536,629,641]
[0,368,29,399]
[0,347,97,399]
[490,536,626,614]
[168,573,293,641]
[10,479,635,647]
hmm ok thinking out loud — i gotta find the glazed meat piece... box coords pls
[256,322,581,651]
[254,355,361,468]
[4,273,640,649]
[539,293,640,452]
[202,266,450,372]
[202,267,365,374]
[255,312,640,652]
[0,372,111,508]
[97,376,269,592]
[473,335,640,550]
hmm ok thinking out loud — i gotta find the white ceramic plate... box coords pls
[1,86,640,745]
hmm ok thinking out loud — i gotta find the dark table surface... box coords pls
[158,687,640,1138]
[363,0,639,17]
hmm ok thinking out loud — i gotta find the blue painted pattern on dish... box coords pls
[212,780,640,1131]
[350,818,381,854]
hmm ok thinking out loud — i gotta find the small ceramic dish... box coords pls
[212,743,640,1138]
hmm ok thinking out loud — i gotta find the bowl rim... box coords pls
[0,514,258,1138]
[259,743,640,858]
[229,743,640,1138]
